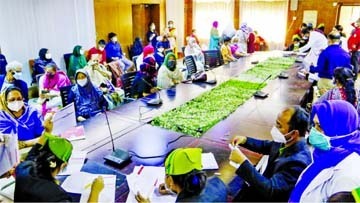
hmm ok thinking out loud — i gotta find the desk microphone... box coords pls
[253,74,272,99]
[141,78,163,106]
[102,104,131,166]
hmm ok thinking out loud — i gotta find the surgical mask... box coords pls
[112,37,118,42]
[99,47,104,51]
[77,78,88,87]
[302,36,308,40]
[45,53,52,59]
[80,49,84,55]
[7,100,24,112]
[167,61,176,70]
[270,126,287,143]
[294,42,300,47]
[308,127,331,151]
[158,48,164,53]
[13,72,22,80]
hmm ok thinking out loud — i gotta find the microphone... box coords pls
[102,100,131,166]
[205,67,217,85]
[141,78,163,106]
[253,74,272,99]
[278,71,289,79]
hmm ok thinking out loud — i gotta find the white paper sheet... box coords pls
[125,166,177,203]
[58,150,87,176]
[0,132,19,176]
[0,176,15,200]
[52,103,77,136]
[61,172,116,203]
[202,152,219,170]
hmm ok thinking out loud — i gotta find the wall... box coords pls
[0,0,96,85]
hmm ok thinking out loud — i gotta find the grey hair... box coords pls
[6,61,23,72]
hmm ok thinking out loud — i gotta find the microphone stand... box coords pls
[140,78,162,106]
[253,74,272,99]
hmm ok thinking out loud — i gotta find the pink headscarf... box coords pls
[212,21,218,28]
[43,71,71,90]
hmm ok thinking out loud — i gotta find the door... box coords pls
[132,4,160,46]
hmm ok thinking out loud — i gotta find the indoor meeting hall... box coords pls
[1,0,360,202]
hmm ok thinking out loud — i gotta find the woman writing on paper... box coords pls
[14,131,104,202]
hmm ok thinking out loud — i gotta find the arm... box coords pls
[309,50,327,73]
[299,32,315,53]
[241,137,274,155]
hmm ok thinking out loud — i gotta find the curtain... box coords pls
[0,0,96,85]
[193,0,234,48]
[239,0,288,50]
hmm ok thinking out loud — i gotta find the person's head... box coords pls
[301,28,310,40]
[31,134,73,181]
[354,18,360,28]
[39,48,51,61]
[309,100,359,151]
[75,70,90,87]
[327,31,341,45]
[168,20,174,28]
[231,37,239,44]
[44,63,57,79]
[271,106,309,145]
[149,22,156,31]
[292,35,301,45]
[327,191,355,202]
[192,29,196,34]
[72,45,84,57]
[301,23,307,30]
[187,37,197,47]
[5,61,23,81]
[97,39,106,51]
[223,36,231,45]
[333,24,346,38]
[212,21,218,28]
[143,44,154,58]
[307,22,313,30]
[164,53,177,71]
[317,23,325,32]
[2,86,25,115]
[164,148,206,196]
[108,32,117,42]
[156,42,165,53]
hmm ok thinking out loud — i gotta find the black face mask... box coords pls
[167,60,176,71]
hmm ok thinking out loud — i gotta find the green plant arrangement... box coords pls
[245,57,296,80]
[151,79,265,137]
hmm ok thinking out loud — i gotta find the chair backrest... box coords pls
[63,53,72,71]
[121,71,137,98]
[29,59,35,76]
[184,55,197,78]
[60,85,74,107]
[203,50,223,68]
[132,55,139,71]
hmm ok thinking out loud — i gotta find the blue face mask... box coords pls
[308,127,331,151]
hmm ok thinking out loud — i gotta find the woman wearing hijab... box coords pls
[68,70,107,122]
[15,133,104,202]
[0,87,44,148]
[289,100,360,202]
[236,23,249,53]
[131,37,143,57]
[68,45,87,78]
[184,37,205,72]
[157,53,183,89]
[209,21,220,50]
[154,42,165,68]
[135,148,227,202]
[33,48,56,84]
[146,22,158,49]
[38,63,71,116]
[247,27,255,54]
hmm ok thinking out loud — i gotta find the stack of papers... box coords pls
[126,166,176,203]
[61,125,86,141]
[58,151,87,176]
[61,172,116,203]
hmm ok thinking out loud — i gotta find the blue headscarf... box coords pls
[74,70,100,100]
[289,100,360,202]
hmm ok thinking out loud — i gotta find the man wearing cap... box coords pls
[0,61,28,101]
[14,130,104,202]
[135,148,227,202]
[348,18,360,80]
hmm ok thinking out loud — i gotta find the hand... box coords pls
[77,116,87,122]
[43,113,54,133]
[158,183,171,195]
[229,148,247,165]
[91,176,104,193]
[231,136,247,146]
[135,191,150,203]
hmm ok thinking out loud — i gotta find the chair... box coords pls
[132,55,139,71]
[203,50,223,68]
[60,85,74,107]
[184,55,197,79]
[63,53,72,71]
[121,71,137,102]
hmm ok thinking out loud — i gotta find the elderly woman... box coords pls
[0,61,28,101]
[184,37,205,72]
[68,45,87,78]
[0,87,44,148]
[15,133,104,202]
[33,48,56,84]
[68,70,107,122]
[135,148,227,202]
[38,63,71,116]
[290,100,360,202]
[157,53,183,89]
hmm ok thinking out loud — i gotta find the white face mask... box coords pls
[158,48,164,53]
[270,126,287,143]
[77,78,88,87]
[45,53,52,59]
[99,47,104,51]
[112,37,118,42]
[79,50,84,55]
[13,72,22,80]
[7,100,24,112]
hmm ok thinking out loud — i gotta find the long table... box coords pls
[70,51,310,202]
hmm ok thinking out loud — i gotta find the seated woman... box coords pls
[0,61,28,101]
[131,37,143,57]
[0,87,44,148]
[38,63,71,116]
[68,70,107,122]
[154,42,165,68]
[290,100,360,202]
[221,36,236,64]
[15,133,104,202]
[315,67,358,108]
[284,35,302,51]
[230,37,248,58]
[184,37,205,72]
[157,53,183,89]
[132,45,157,98]
[135,148,227,202]
[33,48,56,84]
[68,45,87,79]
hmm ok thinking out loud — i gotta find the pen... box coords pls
[137,165,144,175]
